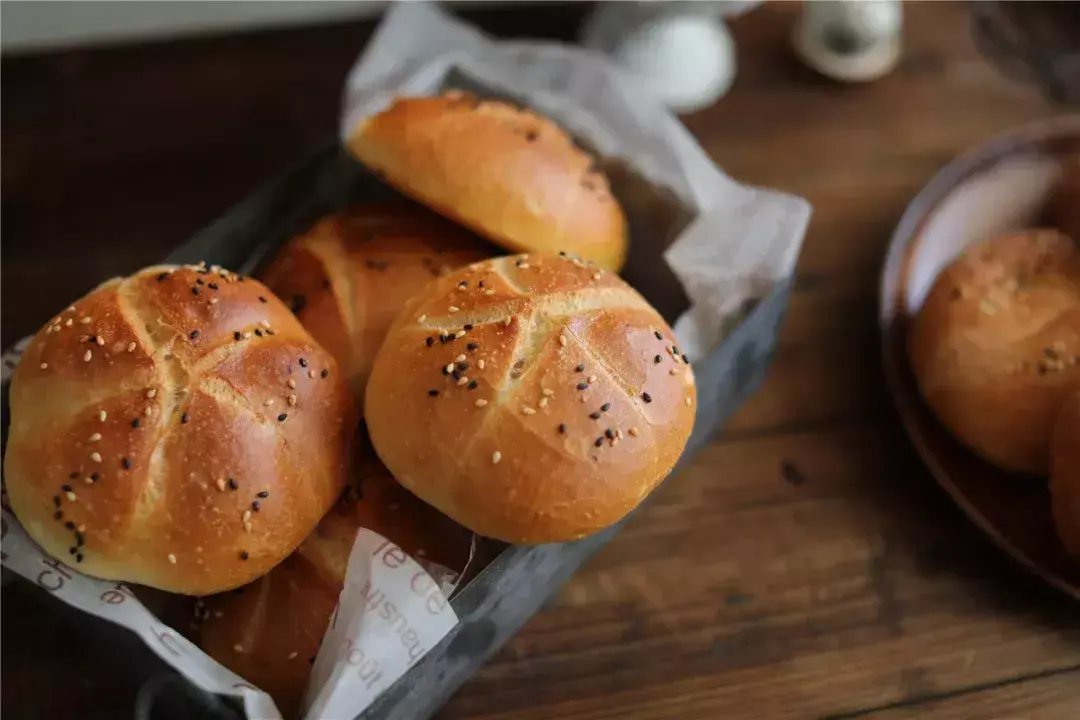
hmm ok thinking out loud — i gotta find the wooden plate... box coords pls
[880,116,1080,600]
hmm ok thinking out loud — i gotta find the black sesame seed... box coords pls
[292,295,307,313]
[277,413,288,422]
[266,329,275,336]
[468,380,478,390]
[654,355,662,364]
[181,413,189,424]
[298,358,308,368]
[191,287,200,296]
[90,472,100,481]
[132,418,141,428]
[54,510,63,520]
[458,281,468,289]
[451,369,462,381]
[189,330,200,340]
[654,331,663,341]
[208,282,218,290]
[442,365,451,376]
[123,457,132,469]
[440,334,451,344]
[428,389,440,397]
[682,354,690,364]
[251,501,261,512]
[76,553,84,563]
[62,484,72,493]
[601,403,611,412]
[577,382,588,391]
[196,278,205,286]
[464,324,474,331]
[559,251,567,257]
[53,496,61,507]
[594,437,604,447]
[576,364,585,373]
[88,335,98,344]
[240,551,249,560]
[65,521,75,530]
[589,412,601,420]
[642,392,653,403]
[69,547,77,555]
[257,490,269,498]
[426,337,434,347]
[605,428,615,440]
[227,478,238,490]
[69,471,79,479]
[157,272,169,282]
[308,657,316,665]
[457,362,469,372]
[479,281,485,288]
[466,343,478,351]
[673,346,680,355]
[254,329,263,337]
[558,423,567,434]
[234,331,242,341]
[258,296,268,304]
[75,531,85,546]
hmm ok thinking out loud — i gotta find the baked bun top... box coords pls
[4,263,353,595]
[910,229,1080,474]
[260,202,492,400]
[364,252,696,543]
[346,93,628,272]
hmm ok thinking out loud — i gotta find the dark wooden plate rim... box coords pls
[880,115,1080,601]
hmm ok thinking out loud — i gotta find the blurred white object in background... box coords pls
[794,0,903,83]
[581,1,762,114]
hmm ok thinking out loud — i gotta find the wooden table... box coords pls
[3,3,1079,718]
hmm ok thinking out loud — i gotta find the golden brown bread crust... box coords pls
[199,440,471,718]
[259,202,492,401]
[910,230,1080,474]
[1051,391,1080,557]
[364,252,696,543]
[345,93,629,272]
[4,263,354,595]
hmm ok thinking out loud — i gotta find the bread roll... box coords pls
[364,252,696,543]
[259,203,492,401]
[1050,391,1080,557]
[910,230,1080,474]
[4,263,354,595]
[199,441,471,718]
[346,93,629,272]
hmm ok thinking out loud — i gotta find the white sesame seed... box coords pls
[457,376,470,386]
[542,388,555,397]
[244,521,252,533]
[127,342,136,352]
[445,363,455,374]
[40,362,48,370]
[670,368,679,375]
[287,379,297,389]
[417,314,427,323]
[95,336,105,346]
[68,305,76,312]
[521,406,536,415]
[242,510,252,523]
[146,389,157,399]
[539,397,549,408]
[492,451,502,464]
[449,306,459,313]
[612,437,620,447]
[502,318,511,327]
[83,350,92,362]
[77,524,86,532]
[559,334,567,347]
[616,428,624,439]
[66,491,77,502]
[243,331,252,339]
[84,476,94,485]
[307,369,315,379]
[234,644,244,653]
[91,452,102,463]
[99,411,107,421]
[518,263,531,270]
[475,399,488,407]
[216,478,226,492]
[593,272,602,281]
[52,325,61,332]
[89,433,102,442]
[80,317,92,325]
[288,394,297,406]
[65,318,74,327]
[167,553,177,564]
[261,320,271,329]
[79,335,90,343]
[686,397,692,406]
[455,354,467,363]
[210,297,219,305]
[288,652,298,660]
[484,289,495,296]
[478,359,486,369]
[455,330,466,338]
[628,427,639,437]
[144,406,153,416]
[46,326,53,335]
[587,375,597,384]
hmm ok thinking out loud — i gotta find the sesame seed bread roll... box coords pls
[3,263,354,595]
[259,202,492,402]
[364,252,697,543]
[1051,391,1080,557]
[199,439,472,718]
[345,93,629,272]
[909,230,1080,474]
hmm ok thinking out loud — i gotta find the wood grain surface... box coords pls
[3,3,1079,719]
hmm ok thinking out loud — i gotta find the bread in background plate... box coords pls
[910,229,1080,474]
[346,93,628,272]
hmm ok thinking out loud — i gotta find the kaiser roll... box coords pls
[345,93,629,272]
[910,229,1080,474]
[199,438,472,717]
[1050,390,1080,557]
[3,263,354,595]
[364,252,697,543]
[259,202,492,401]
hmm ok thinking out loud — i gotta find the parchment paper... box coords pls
[1,4,810,720]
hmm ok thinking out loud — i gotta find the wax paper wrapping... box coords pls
[1,4,810,720]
